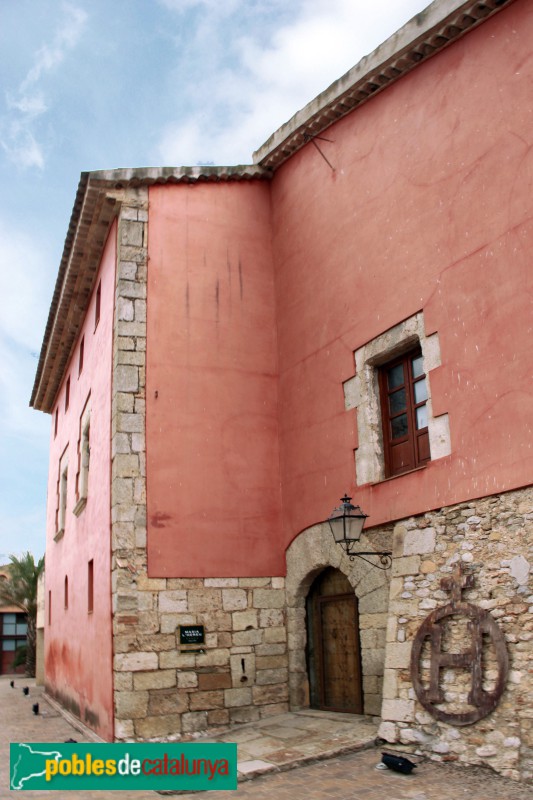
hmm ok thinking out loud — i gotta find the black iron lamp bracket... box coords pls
[345,548,392,570]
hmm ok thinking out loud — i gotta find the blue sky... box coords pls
[0,0,427,559]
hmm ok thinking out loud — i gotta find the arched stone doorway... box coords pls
[306,568,363,713]
[285,521,392,716]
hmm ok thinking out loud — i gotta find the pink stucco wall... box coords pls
[146,182,283,577]
[270,1,533,543]
[44,222,116,739]
[146,3,532,576]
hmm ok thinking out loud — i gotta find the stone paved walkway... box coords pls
[175,748,533,800]
[202,707,378,778]
[1,676,531,799]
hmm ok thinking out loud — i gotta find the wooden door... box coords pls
[306,569,363,713]
[1,649,16,674]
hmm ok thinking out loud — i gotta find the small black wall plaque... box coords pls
[179,625,205,646]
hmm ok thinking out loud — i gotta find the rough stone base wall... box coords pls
[378,486,533,783]
[113,576,288,741]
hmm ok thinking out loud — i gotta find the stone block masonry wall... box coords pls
[378,487,533,783]
[109,188,288,741]
[114,577,288,740]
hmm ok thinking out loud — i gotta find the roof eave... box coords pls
[253,0,516,169]
[30,165,271,413]
[30,176,119,412]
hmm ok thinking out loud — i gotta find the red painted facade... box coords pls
[43,223,116,740]
[146,183,283,576]
[37,0,533,741]
[269,1,533,543]
[145,1,533,570]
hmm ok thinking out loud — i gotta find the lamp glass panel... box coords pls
[329,517,346,543]
[345,515,365,541]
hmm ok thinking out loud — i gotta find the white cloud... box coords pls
[0,221,50,564]
[157,0,241,12]
[0,224,52,554]
[20,3,88,92]
[6,93,48,117]
[0,336,46,435]
[0,3,87,170]
[155,0,427,166]
[0,220,51,352]
[0,218,53,439]
[0,123,45,169]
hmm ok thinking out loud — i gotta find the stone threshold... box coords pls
[236,737,378,783]
[158,710,380,792]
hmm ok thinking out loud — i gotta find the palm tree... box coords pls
[0,553,44,677]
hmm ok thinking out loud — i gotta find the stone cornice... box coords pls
[253,0,516,169]
[89,164,270,187]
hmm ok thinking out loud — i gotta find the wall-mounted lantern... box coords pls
[327,495,392,570]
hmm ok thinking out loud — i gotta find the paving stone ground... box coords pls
[178,749,533,800]
[1,677,531,800]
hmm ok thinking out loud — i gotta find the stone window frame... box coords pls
[344,312,451,486]
[55,446,69,541]
[74,396,91,517]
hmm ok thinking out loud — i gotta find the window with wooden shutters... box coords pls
[55,448,69,539]
[88,560,94,614]
[74,397,90,517]
[379,349,430,477]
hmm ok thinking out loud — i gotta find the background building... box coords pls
[31,0,532,781]
[0,566,28,676]
[35,571,45,686]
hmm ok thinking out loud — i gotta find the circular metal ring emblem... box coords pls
[410,568,509,726]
